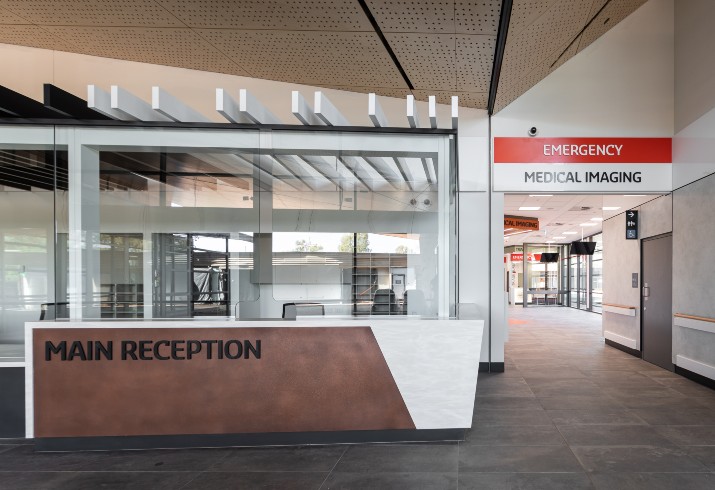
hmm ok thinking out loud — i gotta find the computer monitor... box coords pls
[570,241,597,255]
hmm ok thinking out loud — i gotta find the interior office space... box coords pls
[0,0,714,485]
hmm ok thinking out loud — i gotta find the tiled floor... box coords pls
[1,307,715,489]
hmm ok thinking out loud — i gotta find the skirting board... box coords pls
[603,305,636,317]
[605,338,641,358]
[604,330,638,350]
[675,355,715,382]
[674,316,715,335]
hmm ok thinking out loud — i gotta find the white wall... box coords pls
[492,0,674,139]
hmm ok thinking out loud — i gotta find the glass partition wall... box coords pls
[0,124,456,353]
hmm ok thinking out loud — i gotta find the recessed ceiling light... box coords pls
[602,206,620,210]
[504,228,514,231]
[580,222,598,227]
[529,194,553,197]
[623,195,646,197]
[590,217,603,221]
[563,231,578,235]
[519,206,541,211]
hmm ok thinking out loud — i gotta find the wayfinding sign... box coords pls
[493,137,672,192]
[625,210,639,240]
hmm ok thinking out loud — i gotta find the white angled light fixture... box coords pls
[590,217,604,221]
[519,206,541,211]
[563,231,578,235]
[580,222,598,227]
[602,206,620,211]
[529,194,553,197]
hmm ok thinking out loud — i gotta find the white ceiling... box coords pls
[503,193,662,245]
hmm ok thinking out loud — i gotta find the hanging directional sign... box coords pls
[625,210,639,240]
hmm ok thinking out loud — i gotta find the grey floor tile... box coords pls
[602,385,684,398]
[463,425,564,446]
[559,425,676,446]
[0,445,107,471]
[474,396,543,410]
[685,446,715,470]
[632,408,715,425]
[547,409,647,426]
[78,447,232,472]
[472,409,554,427]
[56,471,200,490]
[459,445,583,473]
[0,471,77,490]
[476,376,535,397]
[182,471,328,489]
[571,445,708,472]
[458,472,594,489]
[654,426,715,446]
[334,444,457,473]
[612,395,708,410]
[210,446,345,473]
[322,471,457,489]
[589,472,715,490]
[537,395,625,410]
[527,379,605,397]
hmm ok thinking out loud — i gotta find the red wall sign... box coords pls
[494,138,672,164]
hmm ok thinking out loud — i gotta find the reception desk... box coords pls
[25,318,483,450]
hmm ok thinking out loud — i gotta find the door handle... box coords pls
[642,285,650,298]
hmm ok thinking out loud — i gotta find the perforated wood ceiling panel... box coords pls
[0,0,646,113]
[0,7,28,24]
[0,25,75,51]
[156,0,372,30]
[199,30,404,87]
[46,26,247,76]
[1,1,183,26]
[494,0,648,112]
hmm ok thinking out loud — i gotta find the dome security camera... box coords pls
[528,127,538,137]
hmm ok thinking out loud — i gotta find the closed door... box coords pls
[641,234,673,371]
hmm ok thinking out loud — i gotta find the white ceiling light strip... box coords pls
[216,88,253,123]
[152,86,209,122]
[368,93,388,127]
[428,95,438,129]
[87,85,131,120]
[110,86,171,122]
[314,91,350,126]
[238,89,281,124]
[406,94,420,128]
[291,91,325,126]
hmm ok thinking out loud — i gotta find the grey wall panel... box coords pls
[640,194,672,239]
[0,367,25,438]
[672,172,715,373]
[602,212,640,347]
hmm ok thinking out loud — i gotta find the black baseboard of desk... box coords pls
[0,367,25,438]
[675,365,715,391]
[35,428,467,452]
[605,339,641,358]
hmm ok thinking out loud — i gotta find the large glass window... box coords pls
[0,127,60,361]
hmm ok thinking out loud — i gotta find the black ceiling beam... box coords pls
[44,84,112,120]
[488,0,513,115]
[357,0,415,91]
[0,85,69,119]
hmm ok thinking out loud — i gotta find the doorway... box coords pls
[641,233,673,371]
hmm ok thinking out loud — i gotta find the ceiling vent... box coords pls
[569,206,592,211]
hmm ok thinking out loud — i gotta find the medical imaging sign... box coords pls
[493,137,672,192]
